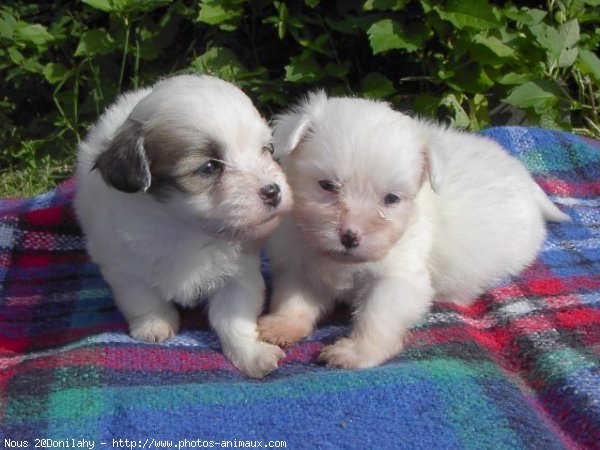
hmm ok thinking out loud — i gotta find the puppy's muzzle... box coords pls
[260,183,281,207]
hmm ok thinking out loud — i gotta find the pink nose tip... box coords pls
[340,230,360,249]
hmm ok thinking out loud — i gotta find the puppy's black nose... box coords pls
[260,183,281,207]
[341,230,360,249]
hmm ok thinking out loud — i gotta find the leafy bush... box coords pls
[1,0,599,196]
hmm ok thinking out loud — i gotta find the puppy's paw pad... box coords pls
[318,338,379,369]
[130,316,179,343]
[233,342,285,379]
[258,313,312,346]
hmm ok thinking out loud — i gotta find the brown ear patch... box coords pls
[93,119,151,193]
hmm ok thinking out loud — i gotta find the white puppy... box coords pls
[74,75,293,378]
[258,92,569,369]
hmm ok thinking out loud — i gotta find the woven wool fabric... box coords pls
[0,127,599,450]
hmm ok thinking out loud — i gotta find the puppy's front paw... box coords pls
[229,342,285,379]
[130,313,180,343]
[257,313,313,346]
[318,338,395,369]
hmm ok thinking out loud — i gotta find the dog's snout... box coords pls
[260,183,281,207]
[341,230,360,249]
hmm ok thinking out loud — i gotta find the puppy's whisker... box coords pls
[378,209,390,221]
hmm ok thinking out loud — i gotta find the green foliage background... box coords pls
[1,0,599,197]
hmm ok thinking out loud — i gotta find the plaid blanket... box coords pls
[0,127,598,450]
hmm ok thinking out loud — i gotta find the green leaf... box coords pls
[530,23,562,56]
[0,10,17,40]
[304,0,320,7]
[42,63,69,84]
[435,0,500,30]
[284,55,325,83]
[530,23,563,69]
[19,57,44,74]
[468,93,490,130]
[503,7,546,26]
[74,29,116,57]
[81,0,114,13]
[124,0,172,14]
[441,93,470,128]
[503,80,563,110]
[557,19,579,68]
[363,0,409,11]
[361,72,395,98]
[277,2,288,39]
[14,23,54,48]
[473,32,515,58]
[7,47,24,65]
[367,19,423,54]
[578,49,600,82]
[197,0,243,30]
[497,72,532,85]
[190,46,246,81]
[81,0,172,14]
[531,21,580,69]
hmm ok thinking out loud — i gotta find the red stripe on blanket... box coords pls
[105,347,235,371]
[556,307,600,328]
[15,254,56,268]
[468,327,512,352]
[0,336,29,353]
[537,178,600,196]
[33,324,126,348]
[1,342,331,374]
[5,346,234,372]
[25,206,69,225]
[407,326,508,350]
[0,324,125,353]
[526,275,599,296]
[1,348,105,371]
[14,252,88,268]
[528,278,569,296]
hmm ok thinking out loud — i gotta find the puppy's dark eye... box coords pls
[196,159,223,175]
[319,180,340,193]
[384,193,401,205]
[262,143,275,155]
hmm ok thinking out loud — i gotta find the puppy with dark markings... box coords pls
[75,75,292,378]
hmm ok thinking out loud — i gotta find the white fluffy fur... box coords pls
[258,92,570,369]
[75,75,292,378]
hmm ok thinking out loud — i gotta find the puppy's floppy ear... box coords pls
[273,113,312,156]
[272,90,327,156]
[93,119,151,193]
[425,144,445,193]
[414,118,446,193]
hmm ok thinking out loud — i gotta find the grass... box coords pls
[0,157,74,198]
